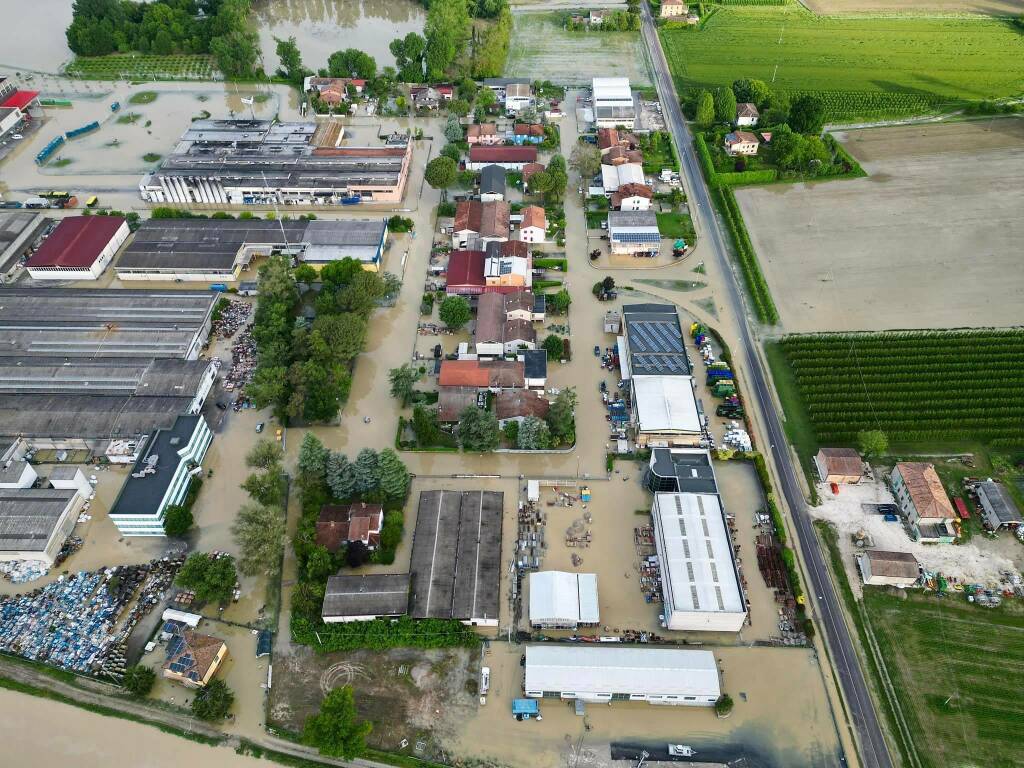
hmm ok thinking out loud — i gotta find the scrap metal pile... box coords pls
[225,324,256,391]
[212,299,252,339]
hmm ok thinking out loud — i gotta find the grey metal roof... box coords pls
[0,459,29,484]
[151,154,405,190]
[322,573,410,619]
[109,414,203,519]
[0,393,195,441]
[0,357,210,396]
[647,448,718,494]
[0,488,77,552]
[522,349,547,380]
[623,304,691,377]
[977,481,1023,524]
[480,165,506,195]
[608,210,658,229]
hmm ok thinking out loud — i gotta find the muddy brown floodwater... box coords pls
[0,0,75,71]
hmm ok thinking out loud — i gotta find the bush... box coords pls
[387,215,414,233]
[121,665,156,696]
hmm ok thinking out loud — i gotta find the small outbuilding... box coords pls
[814,447,863,484]
[976,481,1023,530]
[857,550,920,587]
[529,571,599,629]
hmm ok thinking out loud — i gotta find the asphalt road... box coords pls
[638,6,893,768]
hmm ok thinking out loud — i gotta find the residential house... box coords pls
[467,123,503,146]
[589,9,605,24]
[602,146,644,166]
[438,386,481,423]
[452,200,510,248]
[976,481,1023,530]
[316,503,384,552]
[724,131,759,156]
[467,145,538,171]
[475,293,537,356]
[410,85,446,110]
[890,462,957,543]
[607,210,661,256]
[736,102,760,127]
[601,162,646,193]
[445,249,486,295]
[660,0,687,17]
[814,448,863,484]
[513,124,545,145]
[611,182,653,211]
[484,246,532,291]
[521,348,548,389]
[162,629,228,688]
[496,389,550,427]
[597,128,636,154]
[304,76,364,105]
[521,162,546,187]
[438,359,525,389]
[480,164,507,202]
[518,206,547,243]
[857,550,920,587]
[503,291,545,322]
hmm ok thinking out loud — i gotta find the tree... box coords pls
[411,405,443,446]
[298,433,329,486]
[121,665,156,696]
[327,452,356,499]
[517,416,551,450]
[163,504,193,536]
[502,420,519,445]
[569,143,601,182]
[388,364,420,407]
[857,429,888,459]
[732,78,772,108]
[424,156,458,191]
[714,86,737,124]
[275,36,306,84]
[346,540,371,568]
[444,114,464,143]
[476,87,496,111]
[246,439,284,470]
[602,276,616,292]
[438,295,471,329]
[695,90,715,126]
[210,29,260,78]
[441,143,461,162]
[391,32,426,82]
[328,48,377,80]
[302,685,372,759]
[232,503,286,576]
[353,448,380,495]
[788,94,826,135]
[305,545,336,582]
[424,0,470,80]
[544,155,568,204]
[293,263,318,284]
[449,98,471,117]
[527,170,552,196]
[242,465,286,506]
[192,679,234,722]
[175,553,237,604]
[456,407,500,452]
[379,510,403,557]
[548,288,572,314]
[546,388,577,444]
[542,334,565,361]
[715,693,735,717]
[378,448,410,502]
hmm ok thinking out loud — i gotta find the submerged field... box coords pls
[772,330,1024,447]
[661,7,1024,119]
[864,589,1024,768]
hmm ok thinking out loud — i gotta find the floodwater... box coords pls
[251,0,426,73]
[0,0,75,72]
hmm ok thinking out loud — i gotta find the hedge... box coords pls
[534,257,568,271]
[291,616,480,652]
[716,169,777,187]
[713,187,778,324]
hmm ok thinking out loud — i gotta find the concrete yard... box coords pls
[735,120,1024,333]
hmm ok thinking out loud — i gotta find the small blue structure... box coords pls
[256,630,272,658]
[512,699,540,718]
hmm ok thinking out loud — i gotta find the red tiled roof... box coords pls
[25,215,125,269]
[611,182,653,208]
[468,123,498,138]
[470,146,538,163]
[440,360,491,387]
[1,90,39,110]
[496,389,549,421]
[520,205,546,230]
[521,162,545,182]
[438,386,479,422]
[500,240,529,258]
[454,200,509,239]
[514,123,544,136]
[316,503,384,551]
[446,250,485,288]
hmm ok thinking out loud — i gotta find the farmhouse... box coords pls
[467,145,538,171]
[814,447,863,484]
[528,571,599,629]
[724,131,759,156]
[321,573,411,623]
[660,0,687,17]
[976,481,1023,530]
[162,629,228,688]
[735,103,760,127]
[524,645,720,705]
[25,215,129,281]
[857,550,920,587]
[890,462,957,543]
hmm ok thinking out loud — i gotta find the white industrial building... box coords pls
[592,77,637,129]
[529,571,599,629]
[600,162,645,193]
[632,376,702,447]
[524,645,721,705]
[651,491,747,632]
[0,488,83,565]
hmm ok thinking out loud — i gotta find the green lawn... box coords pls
[655,211,695,242]
[864,589,1024,768]
[661,7,1024,120]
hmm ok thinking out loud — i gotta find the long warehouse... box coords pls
[116,217,388,281]
[0,288,218,360]
[524,645,720,705]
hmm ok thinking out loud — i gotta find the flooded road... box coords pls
[0,0,74,72]
[252,0,426,73]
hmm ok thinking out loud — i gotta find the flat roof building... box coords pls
[108,414,212,536]
[976,481,1023,530]
[592,77,637,129]
[140,119,412,206]
[25,216,129,281]
[644,447,718,494]
[322,573,411,623]
[524,645,720,705]
[529,571,599,629]
[117,218,388,280]
[632,376,702,444]
[607,210,660,256]
[652,491,747,632]
[0,288,217,360]
[409,490,503,626]
[620,304,691,377]
[0,488,83,565]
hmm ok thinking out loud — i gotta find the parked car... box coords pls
[215,401,228,411]
[256,422,265,433]
[593,346,601,356]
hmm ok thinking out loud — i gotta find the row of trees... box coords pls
[695,77,826,135]
[67,0,261,78]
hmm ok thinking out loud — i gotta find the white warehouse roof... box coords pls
[633,375,702,434]
[652,492,746,631]
[592,77,633,103]
[524,645,720,701]
[529,571,599,626]
[601,163,646,192]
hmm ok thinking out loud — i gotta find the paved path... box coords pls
[638,4,892,768]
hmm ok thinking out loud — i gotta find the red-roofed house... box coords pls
[467,145,538,170]
[495,389,550,426]
[453,200,510,248]
[467,123,502,145]
[518,206,546,243]
[521,163,545,186]
[438,359,525,389]
[316,503,384,552]
[0,90,40,111]
[611,182,653,211]
[445,249,486,295]
[26,216,129,281]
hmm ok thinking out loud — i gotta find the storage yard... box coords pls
[736,121,1024,333]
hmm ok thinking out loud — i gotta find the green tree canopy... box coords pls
[328,48,377,80]
[569,143,602,182]
[444,114,464,143]
[787,94,826,135]
[517,416,551,450]
[424,156,459,190]
[232,503,286,577]
[456,406,500,452]
[353,448,380,495]
[857,429,888,458]
[439,295,471,329]
[548,288,572,314]
[425,0,470,80]
[695,90,715,126]
[542,334,564,361]
[298,433,329,485]
[303,686,373,759]
[275,36,306,83]
[389,364,420,407]
[192,679,235,722]
[327,452,356,499]
[546,388,577,444]
[732,78,773,109]
[378,448,410,502]
[242,465,286,507]
[121,664,156,696]
[175,553,237,604]
[714,86,737,124]
[163,504,193,536]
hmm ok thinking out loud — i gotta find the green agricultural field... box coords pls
[772,330,1024,447]
[65,54,216,81]
[865,589,1024,768]
[661,7,1024,120]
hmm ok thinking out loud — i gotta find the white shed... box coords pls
[529,571,599,629]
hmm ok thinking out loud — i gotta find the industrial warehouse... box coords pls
[138,119,412,206]
[0,488,84,566]
[116,217,389,281]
